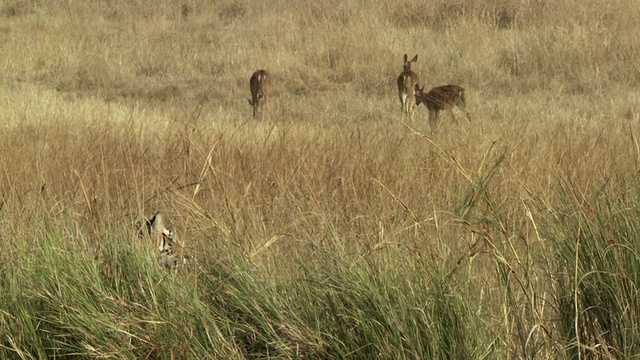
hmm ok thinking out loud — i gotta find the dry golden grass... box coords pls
[2,0,640,356]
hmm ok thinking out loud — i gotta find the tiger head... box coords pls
[142,212,189,269]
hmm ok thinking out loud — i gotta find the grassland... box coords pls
[1,0,640,358]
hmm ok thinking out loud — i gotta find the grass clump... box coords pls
[540,179,640,358]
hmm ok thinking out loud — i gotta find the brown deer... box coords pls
[247,69,271,119]
[415,84,470,132]
[396,54,419,118]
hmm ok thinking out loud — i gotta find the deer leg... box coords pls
[409,97,415,119]
[429,110,439,133]
[263,100,268,119]
[401,94,408,115]
[449,108,457,124]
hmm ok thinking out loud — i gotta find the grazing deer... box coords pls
[139,212,188,269]
[415,84,471,132]
[397,54,419,118]
[247,69,271,119]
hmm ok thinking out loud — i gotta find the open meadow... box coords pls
[1,0,640,358]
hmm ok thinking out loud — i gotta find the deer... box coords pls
[247,69,271,119]
[414,84,471,132]
[396,54,419,118]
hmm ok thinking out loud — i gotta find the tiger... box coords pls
[140,212,189,269]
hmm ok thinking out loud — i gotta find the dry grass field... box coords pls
[2,0,640,358]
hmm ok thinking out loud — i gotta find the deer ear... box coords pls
[403,54,408,62]
[411,54,418,62]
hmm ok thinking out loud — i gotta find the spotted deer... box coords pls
[415,84,471,132]
[396,54,419,118]
[247,69,271,119]
[140,212,188,269]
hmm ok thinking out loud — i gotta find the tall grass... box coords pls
[2,0,640,358]
[542,179,640,358]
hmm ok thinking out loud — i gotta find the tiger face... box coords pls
[143,212,188,269]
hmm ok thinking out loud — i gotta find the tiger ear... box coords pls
[146,212,158,231]
[148,212,170,238]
